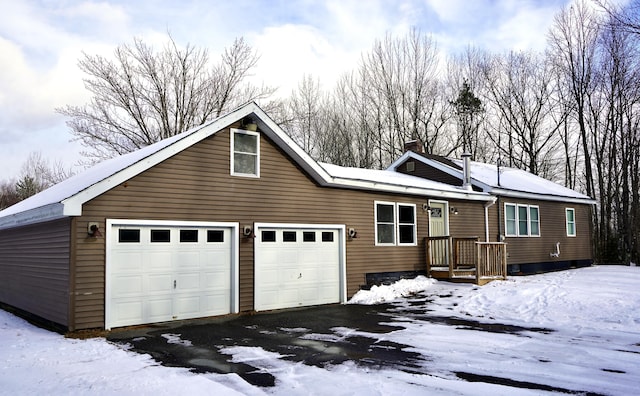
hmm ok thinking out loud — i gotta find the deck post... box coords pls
[424,237,431,275]
[476,243,481,284]
[448,237,454,279]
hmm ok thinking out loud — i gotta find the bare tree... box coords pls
[548,1,600,199]
[284,75,327,155]
[481,51,566,178]
[360,28,442,166]
[59,35,274,163]
[594,0,640,35]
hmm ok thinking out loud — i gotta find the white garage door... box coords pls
[254,223,345,311]
[106,220,238,329]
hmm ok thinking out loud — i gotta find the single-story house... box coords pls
[389,149,596,275]
[0,102,594,331]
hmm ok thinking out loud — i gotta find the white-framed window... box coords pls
[231,128,260,177]
[374,201,416,246]
[375,201,396,245]
[504,203,540,237]
[566,208,576,237]
[529,206,540,236]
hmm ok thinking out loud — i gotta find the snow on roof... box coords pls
[449,159,592,201]
[0,102,494,229]
[319,162,488,199]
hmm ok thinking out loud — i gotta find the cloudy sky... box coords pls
[0,0,577,180]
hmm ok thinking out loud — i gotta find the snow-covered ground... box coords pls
[1,265,639,395]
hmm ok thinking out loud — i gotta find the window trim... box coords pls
[397,203,417,246]
[529,205,540,237]
[375,201,396,246]
[374,201,417,246]
[230,128,260,178]
[504,203,540,237]
[566,208,576,237]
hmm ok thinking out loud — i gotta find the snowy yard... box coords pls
[1,265,639,395]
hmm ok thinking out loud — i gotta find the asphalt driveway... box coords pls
[107,296,558,390]
[107,303,426,387]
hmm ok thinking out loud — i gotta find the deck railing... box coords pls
[424,236,507,283]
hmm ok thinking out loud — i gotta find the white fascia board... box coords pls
[387,152,413,171]
[491,188,597,205]
[329,177,493,202]
[388,152,494,193]
[250,105,333,185]
[0,203,66,230]
[61,105,258,216]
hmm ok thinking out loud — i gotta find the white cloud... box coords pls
[250,24,357,95]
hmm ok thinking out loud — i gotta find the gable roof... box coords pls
[0,102,491,230]
[389,151,595,205]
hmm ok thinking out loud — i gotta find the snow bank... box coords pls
[348,275,437,304]
[0,313,244,395]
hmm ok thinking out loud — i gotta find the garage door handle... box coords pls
[298,273,302,279]
[174,280,176,289]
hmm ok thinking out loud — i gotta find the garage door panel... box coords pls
[145,251,172,270]
[146,298,173,322]
[203,271,230,289]
[112,300,143,323]
[201,293,231,315]
[108,222,235,329]
[112,275,143,297]
[176,273,201,291]
[147,274,173,293]
[175,251,200,268]
[112,252,143,272]
[174,295,201,316]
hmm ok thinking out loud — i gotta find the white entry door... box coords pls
[106,220,238,329]
[254,224,345,311]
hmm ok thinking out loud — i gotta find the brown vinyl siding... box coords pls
[396,160,483,192]
[397,160,462,186]
[490,197,592,266]
[0,218,70,328]
[71,126,492,329]
[448,200,489,241]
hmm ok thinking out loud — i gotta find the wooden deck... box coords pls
[425,236,507,285]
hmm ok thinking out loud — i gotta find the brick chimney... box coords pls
[404,139,423,153]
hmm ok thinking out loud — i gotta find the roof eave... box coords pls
[0,203,66,230]
[329,177,493,201]
[491,187,596,205]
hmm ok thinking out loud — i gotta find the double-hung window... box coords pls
[231,129,260,177]
[504,203,540,237]
[375,201,416,246]
[566,208,576,236]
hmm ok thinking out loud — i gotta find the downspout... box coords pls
[484,197,497,242]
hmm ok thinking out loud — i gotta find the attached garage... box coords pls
[254,223,346,311]
[0,102,502,331]
[105,220,239,329]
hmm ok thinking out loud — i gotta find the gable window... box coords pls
[566,208,576,237]
[231,129,260,177]
[375,201,417,246]
[504,203,540,237]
